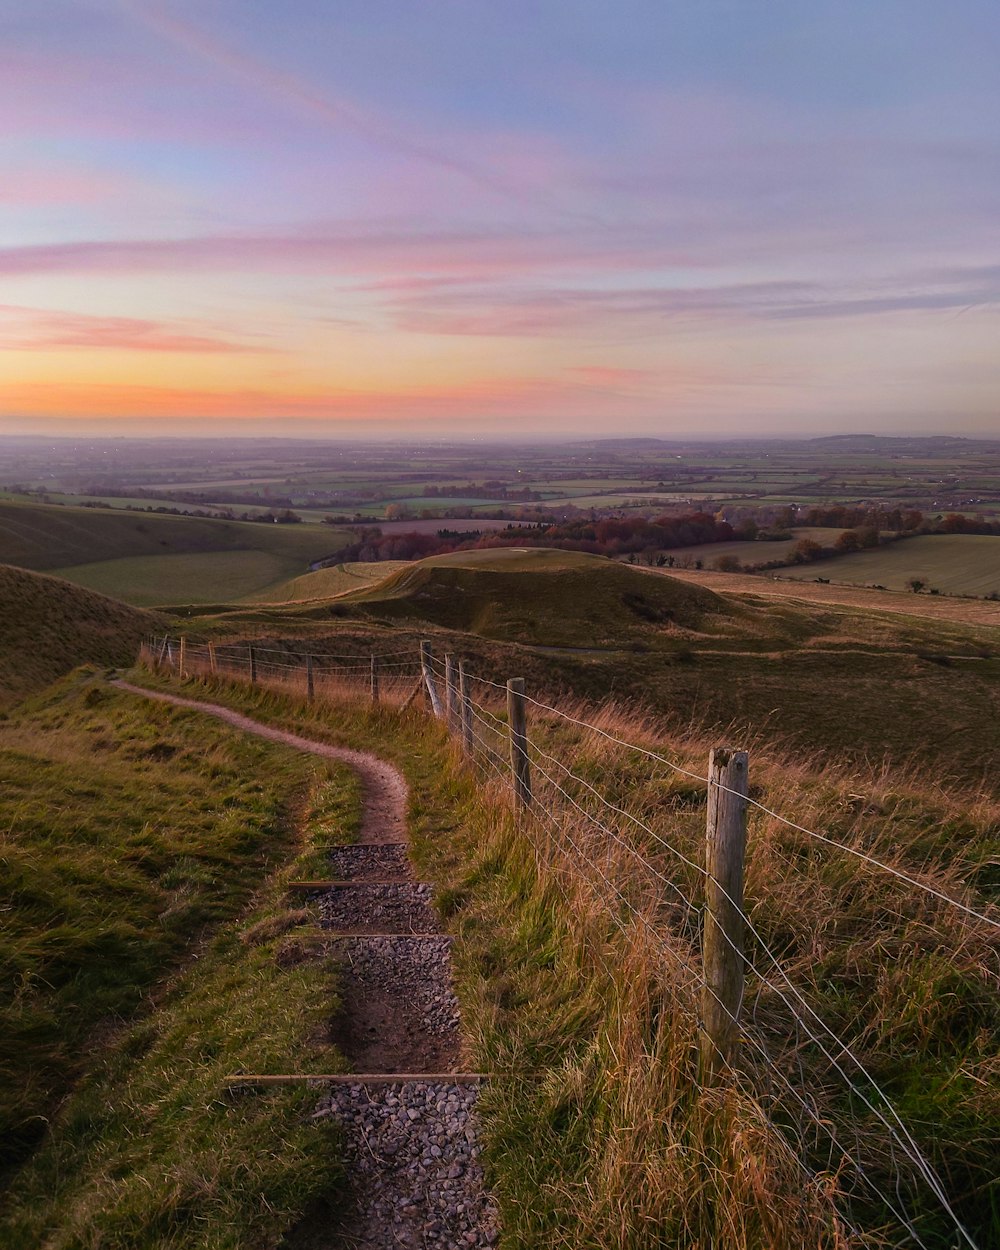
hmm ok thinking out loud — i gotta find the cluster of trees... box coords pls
[322,512,737,565]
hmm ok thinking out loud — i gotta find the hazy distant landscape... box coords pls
[3,434,999,607]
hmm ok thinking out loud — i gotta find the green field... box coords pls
[783,533,1000,595]
[0,500,351,605]
[0,675,358,1245]
[653,527,846,568]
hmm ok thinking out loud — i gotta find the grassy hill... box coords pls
[177,546,1000,787]
[337,548,730,646]
[782,532,1000,596]
[0,500,350,605]
[0,565,160,707]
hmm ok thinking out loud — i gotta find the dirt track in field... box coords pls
[112,680,498,1248]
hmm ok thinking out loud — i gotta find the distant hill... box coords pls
[0,565,160,706]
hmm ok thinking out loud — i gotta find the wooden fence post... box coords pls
[700,747,749,1085]
[370,655,380,705]
[420,641,443,717]
[178,635,187,678]
[507,678,531,807]
[208,642,217,675]
[157,635,169,667]
[444,654,457,732]
[306,653,315,702]
[249,644,258,686]
[458,661,473,755]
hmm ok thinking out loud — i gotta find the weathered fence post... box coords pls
[306,653,315,702]
[207,642,217,675]
[178,635,187,678]
[419,641,443,717]
[458,661,473,755]
[370,655,380,705]
[249,644,258,686]
[507,678,531,807]
[700,747,749,1085]
[444,654,457,733]
[157,635,169,667]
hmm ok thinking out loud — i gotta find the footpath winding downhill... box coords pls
[113,681,500,1249]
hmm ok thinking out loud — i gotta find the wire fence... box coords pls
[142,632,998,1249]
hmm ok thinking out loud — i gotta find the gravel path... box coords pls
[320,883,441,935]
[113,680,498,1250]
[326,844,411,881]
[314,1081,499,1249]
[327,936,461,1073]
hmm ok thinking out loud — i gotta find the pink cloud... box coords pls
[0,168,135,207]
[0,305,272,354]
[0,226,693,282]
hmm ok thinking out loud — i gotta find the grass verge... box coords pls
[129,660,998,1249]
[0,670,361,1248]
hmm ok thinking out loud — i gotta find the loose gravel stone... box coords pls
[330,935,461,1045]
[320,882,440,934]
[326,843,411,882]
[316,1081,500,1249]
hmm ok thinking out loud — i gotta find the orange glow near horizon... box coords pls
[2,4,998,439]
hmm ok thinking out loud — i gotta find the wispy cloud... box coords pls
[0,305,272,354]
[120,0,533,205]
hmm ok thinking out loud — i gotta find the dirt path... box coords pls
[112,680,498,1248]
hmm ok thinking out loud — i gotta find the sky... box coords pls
[1,0,998,441]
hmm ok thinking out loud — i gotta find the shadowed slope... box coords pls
[0,564,160,706]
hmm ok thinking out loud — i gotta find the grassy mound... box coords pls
[0,565,160,707]
[341,548,728,646]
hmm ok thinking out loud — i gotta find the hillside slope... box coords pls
[0,500,351,606]
[0,565,159,706]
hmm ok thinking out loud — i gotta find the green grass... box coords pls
[253,560,409,603]
[0,500,353,605]
[0,564,160,708]
[783,533,1000,596]
[54,549,299,606]
[0,674,361,1246]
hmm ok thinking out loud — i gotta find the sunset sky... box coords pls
[2,1,998,439]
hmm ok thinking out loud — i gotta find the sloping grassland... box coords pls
[0,565,160,707]
[0,500,350,605]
